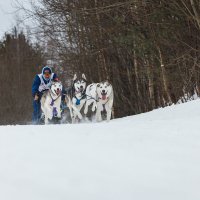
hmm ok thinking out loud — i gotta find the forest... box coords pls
[0,0,200,124]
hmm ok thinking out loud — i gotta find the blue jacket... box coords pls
[32,73,58,96]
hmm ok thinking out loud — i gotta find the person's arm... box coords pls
[32,75,41,99]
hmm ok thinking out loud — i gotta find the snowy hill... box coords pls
[0,100,200,200]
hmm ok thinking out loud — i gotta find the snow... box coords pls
[0,100,200,200]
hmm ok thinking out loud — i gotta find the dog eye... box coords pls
[97,84,100,87]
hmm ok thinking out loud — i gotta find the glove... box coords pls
[34,94,39,101]
[54,78,59,82]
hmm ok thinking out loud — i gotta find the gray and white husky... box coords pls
[41,81,63,124]
[65,74,87,123]
[84,81,114,122]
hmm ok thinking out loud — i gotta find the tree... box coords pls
[18,0,200,118]
[0,29,44,124]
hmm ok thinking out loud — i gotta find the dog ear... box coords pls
[73,74,77,81]
[82,73,87,80]
[106,81,110,86]
[50,81,56,87]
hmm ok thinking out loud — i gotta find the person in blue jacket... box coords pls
[32,66,58,124]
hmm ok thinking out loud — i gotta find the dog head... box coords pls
[96,81,113,100]
[73,73,87,93]
[51,81,63,96]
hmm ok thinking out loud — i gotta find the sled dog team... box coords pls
[39,73,114,124]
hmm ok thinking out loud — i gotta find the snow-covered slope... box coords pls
[0,100,200,200]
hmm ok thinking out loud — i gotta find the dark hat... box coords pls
[42,66,52,74]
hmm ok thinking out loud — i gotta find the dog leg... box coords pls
[106,100,113,122]
[56,106,62,119]
[72,105,82,120]
[68,106,74,123]
[84,101,90,115]
[84,99,93,114]
[65,96,74,123]
[43,107,49,125]
[47,106,54,124]
[92,101,97,112]
[106,108,112,122]
[72,111,80,123]
[57,112,61,118]
[44,117,49,124]
[96,105,102,122]
[71,108,80,124]
[44,111,49,124]
[71,115,76,124]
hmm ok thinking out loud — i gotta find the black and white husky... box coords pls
[84,81,114,122]
[41,81,63,124]
[65,74,87,123]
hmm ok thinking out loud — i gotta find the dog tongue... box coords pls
[102,95,106,100]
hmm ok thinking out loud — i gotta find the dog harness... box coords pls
[38,73,55,92]
[75,94,86,105]
[49,91,61,117]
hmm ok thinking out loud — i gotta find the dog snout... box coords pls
[102,89,105,93]
[80,85,83,89]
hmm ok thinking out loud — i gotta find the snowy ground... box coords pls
[0,100,200,200]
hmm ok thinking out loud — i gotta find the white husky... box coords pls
[41,81,62,124]
[84,83,98,115]
[84,81,114,122]
[65,74,87,123]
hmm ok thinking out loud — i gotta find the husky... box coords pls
[84,81,114,122]
[84,83,98,115]
[65,74,87,123]
[41,81,63,124]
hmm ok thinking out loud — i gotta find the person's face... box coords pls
[44,70,51,79]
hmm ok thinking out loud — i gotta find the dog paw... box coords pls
[84,108,88,115]
[92,106,97,112]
